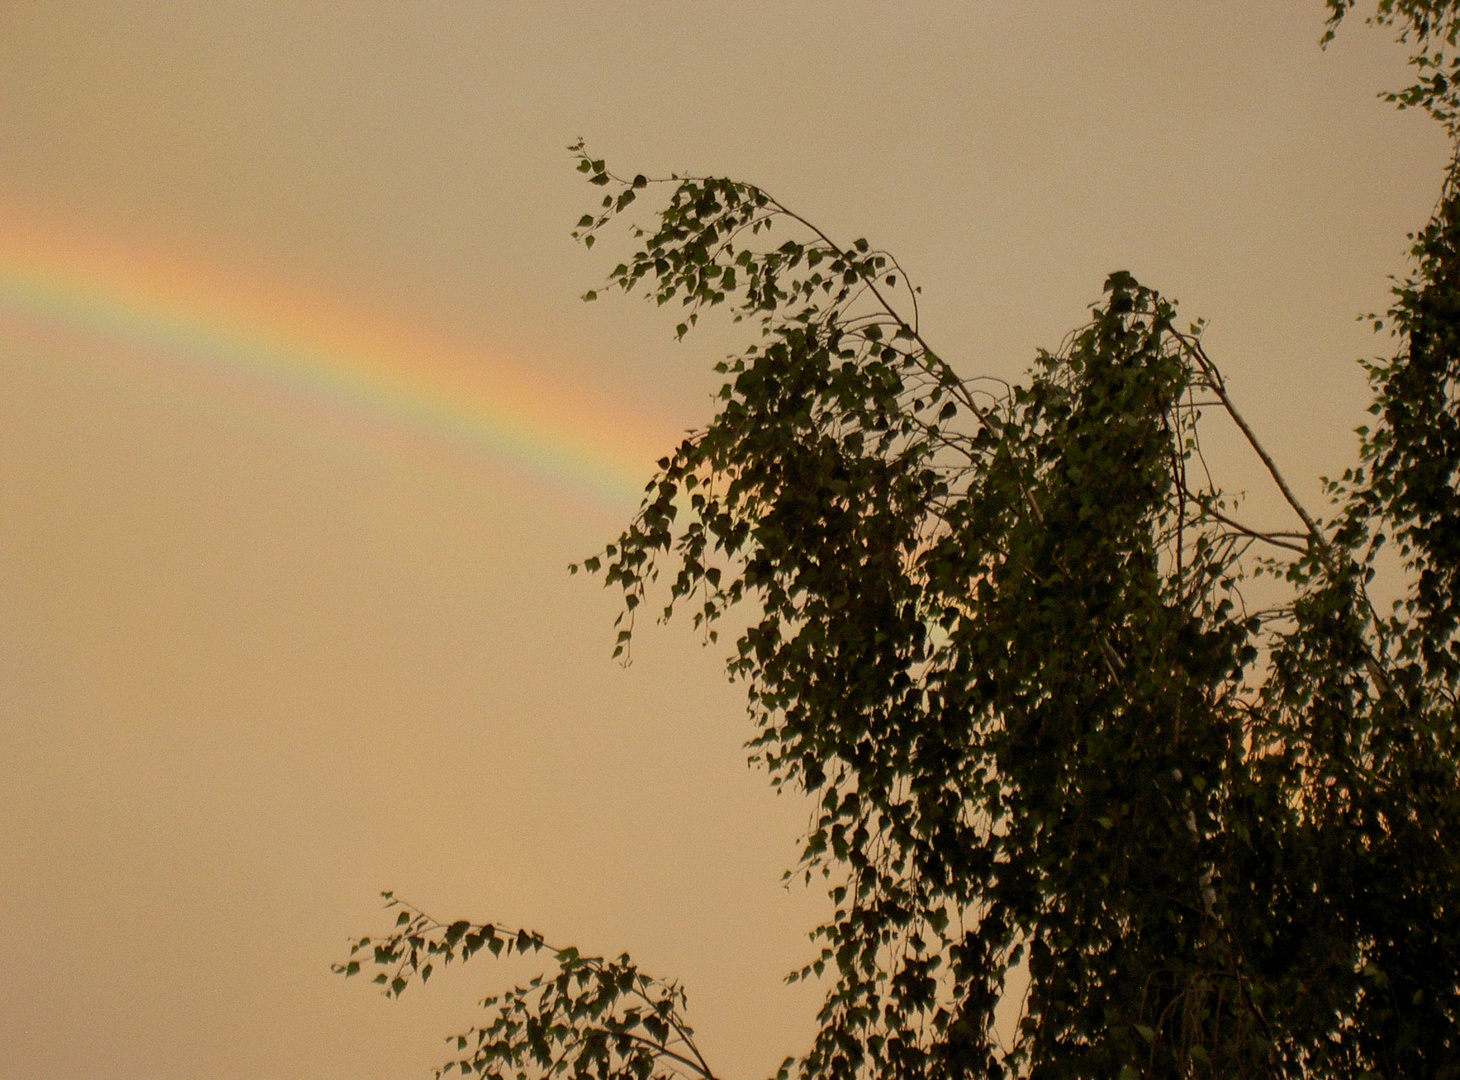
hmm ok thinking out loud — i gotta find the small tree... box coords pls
[341,5,1460,1077]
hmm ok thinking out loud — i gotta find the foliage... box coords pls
[343,6,1460,1078]
[336,895,716,1080]
[1326,0,1460,133]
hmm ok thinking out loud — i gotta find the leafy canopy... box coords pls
[341,7,1460,1078]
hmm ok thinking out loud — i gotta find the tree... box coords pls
[339,6,1460,1077]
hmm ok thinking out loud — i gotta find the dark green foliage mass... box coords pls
[342,6,1460,1077]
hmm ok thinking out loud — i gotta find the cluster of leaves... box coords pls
[1326,0,1460,133]
[335,894,717,1080]
[344,6,1460,1078]
[1287,121,1460,1080]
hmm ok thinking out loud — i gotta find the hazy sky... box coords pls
[1,5,1452,1079]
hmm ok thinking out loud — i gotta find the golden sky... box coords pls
[0,4,1452,1078]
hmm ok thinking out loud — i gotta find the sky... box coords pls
[0,4,1453,1079]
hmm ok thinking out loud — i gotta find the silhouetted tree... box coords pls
[341,5,1460,1076]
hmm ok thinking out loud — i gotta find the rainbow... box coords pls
[0,215,671,512]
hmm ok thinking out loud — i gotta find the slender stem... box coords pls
[617,1031,718,1080]
[1194,497,1311,555]
[1182,336,1393,693]
[1185,339,1326,550]
[627,982,718,1080]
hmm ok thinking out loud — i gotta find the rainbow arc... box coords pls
[0,217,665,510]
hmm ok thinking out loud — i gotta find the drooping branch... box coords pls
[335,893,719,1080]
